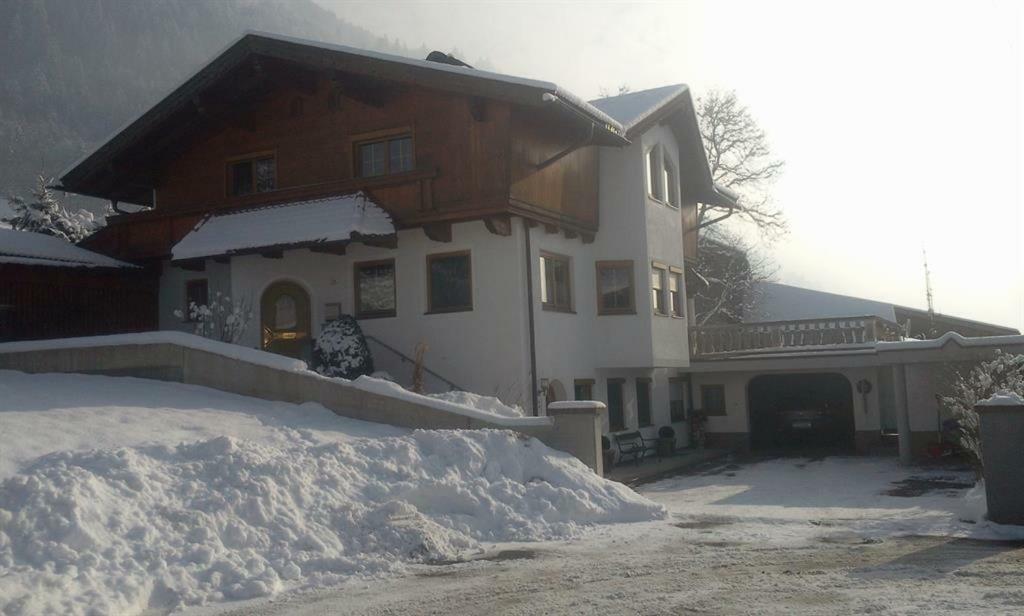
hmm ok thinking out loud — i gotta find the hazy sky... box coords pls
[318,0,1023,331]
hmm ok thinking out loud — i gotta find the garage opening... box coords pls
[747,373,855,452]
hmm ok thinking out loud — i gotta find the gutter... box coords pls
[523,218,539,416]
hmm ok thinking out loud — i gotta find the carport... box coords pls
[747,373,855,451]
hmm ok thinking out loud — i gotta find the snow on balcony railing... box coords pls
[689,315,901,357]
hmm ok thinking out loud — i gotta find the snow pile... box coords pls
[352,375,545,426]
[0,373,662,615]
[0,432,662,615]
[977,390,1024,406]
[429,390,526,418]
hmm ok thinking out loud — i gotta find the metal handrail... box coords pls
[363,335,463,392]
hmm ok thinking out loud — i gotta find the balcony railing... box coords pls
[689,315,901,358]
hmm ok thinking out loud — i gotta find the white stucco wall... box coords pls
[157,259,232,334]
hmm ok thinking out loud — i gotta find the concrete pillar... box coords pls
[892,363,912,465]
[975,394,1024,525]
[545,401,607,475]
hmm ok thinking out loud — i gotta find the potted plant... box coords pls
[601,435,615,474]
[656,425,676,458]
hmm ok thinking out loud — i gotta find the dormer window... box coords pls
[645,144,680,207]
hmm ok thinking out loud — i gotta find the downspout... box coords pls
[523,218,539,416]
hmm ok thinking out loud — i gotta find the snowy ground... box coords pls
[208,457,1024,616]
[0,371,660,615]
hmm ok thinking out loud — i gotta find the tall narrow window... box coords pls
[669,270,683,317]
[701,384,727,415]
[651,265,667,315]
[541,253,572,312]
[607,379,625,431]
[636,378,652,427]
[355,259,396,318]
[664,156,679,206]
[184,279,208,321]
[646,146,664,201]
[358,134,413,177]
[669,377,686,423]
[427,251,472,313]
[228,156,275,197]
[596,261,635,315]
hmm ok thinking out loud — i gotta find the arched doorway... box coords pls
[261,281,311,360]
[545,379,567,410]
[747,373,855,453]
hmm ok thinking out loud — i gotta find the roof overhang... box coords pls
[57,32,627,206]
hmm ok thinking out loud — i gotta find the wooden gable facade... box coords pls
[69,35,624,262]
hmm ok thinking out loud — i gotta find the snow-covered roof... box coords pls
[589,84,689,131]
[171,192,394,261]
[0,228,135,268]
[745,282,898,323]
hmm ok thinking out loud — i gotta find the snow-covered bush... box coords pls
[4,175,107,243]
[940,351,1024,473]
[173,292,252,344]
[314,315,375,379]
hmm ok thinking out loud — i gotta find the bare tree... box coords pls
[696,90,786,239]
[694,227,776,326]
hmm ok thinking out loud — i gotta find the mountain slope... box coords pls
[0,0,427,202]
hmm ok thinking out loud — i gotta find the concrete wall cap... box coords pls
[547,400,607,414]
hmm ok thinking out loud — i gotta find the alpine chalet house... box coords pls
[59,33,737,431]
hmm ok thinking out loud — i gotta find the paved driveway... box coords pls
[208,457,1024,616]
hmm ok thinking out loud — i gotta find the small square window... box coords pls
[607,379,626,431]
[596,261,635,315]
[355,260,396,318]
[541,253,572,312]
[669,378,687,423]
[359,142,387,177]
[358,134,414,177]
[228,157,275,197]
[427,251,472,313]
[389,137,414,173]
[574,379,594,401]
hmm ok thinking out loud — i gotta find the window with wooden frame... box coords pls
[651,264,668,315]
[184,279,208,322]
[354,259,396,318]
[426,251,472,313]
[574,379,594,401]
[669,268,684,317]
[701,384,727,416]
[357,134,414,177]
[636,378,652,427]
[596,260,635,315]
[607,378,626,431]
[540,252,573,312]
[227,155,275,197]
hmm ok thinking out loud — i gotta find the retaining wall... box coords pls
[0,336,605,474]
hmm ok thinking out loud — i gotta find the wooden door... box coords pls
[260,281,311,360]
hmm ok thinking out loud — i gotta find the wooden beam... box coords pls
[581,232,595,244]
[563,229,579,240]
[423,223,452,243]
[483,215,512,237]
[212,255,231,264]
[543,224,559,234]
[260,249,284,259]
[310,241,348,255]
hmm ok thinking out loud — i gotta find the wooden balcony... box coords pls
[689,316,902,358]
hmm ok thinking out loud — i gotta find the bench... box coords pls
[613,431,657,466]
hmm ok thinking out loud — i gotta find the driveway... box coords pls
[207,457,1024,616]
